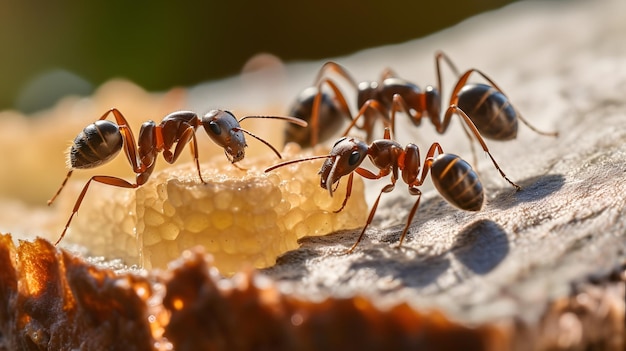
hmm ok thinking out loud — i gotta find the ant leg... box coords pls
[443,105,521,190]
[449,68,557,137]
[332,162,393,213]
[48,170,74,206]
[420,142,444,183]
[55,175,139,246]
[516,112,559,137]
[188,133,205,183]
[310,89,322,147]
[434,51,462,96]
[395,142,448,244]
[346,182,396,254]
[311,78,353,146]
[340,99,390,140]
[457,120,479,168]
[101,108,142,172]
[163,125,206,183]
[380,67,399,79]
[313,61,360,90]
[334,172,354,213]
[309,61,359,146]
[389,94,425,136]
[397,187,422,248]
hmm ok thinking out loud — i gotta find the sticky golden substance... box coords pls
[138,144,367,273]
[66,143,367,274]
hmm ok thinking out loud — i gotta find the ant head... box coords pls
[201,110,247,163]
[319,137,369,196]
[264,136,368,197]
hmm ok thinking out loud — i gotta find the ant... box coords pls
[266,128,488,253]
[289,51,557,154]
[47,108,307,245]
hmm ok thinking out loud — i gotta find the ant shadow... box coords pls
[488,173,565,210]
[265,180,519,290]
[360,218,509,287]
[450,219,509,275]
[266,218,510,292]
[348,245,452,290]
[267,232,452,291]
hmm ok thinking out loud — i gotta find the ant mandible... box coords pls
[266,128,485,253]
[48,108,307,245]
[289,51,557,148]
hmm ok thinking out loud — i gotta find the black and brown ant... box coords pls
[267,128,490,253]
[287,51,557,148]
[48,108,307,245]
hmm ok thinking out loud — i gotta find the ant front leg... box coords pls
[313,61,360,91]
[434,51,462,95]
[340,99,390,141]
[311,78,353,146]
[309,62,359,146]
[346,180,396,254]
[333,172,354,213]
[388,93,424,135]
[157,112,207,183]
[164,124,206,183]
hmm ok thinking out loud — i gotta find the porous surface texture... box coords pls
[134,144,367,273]
[52,143,367,274]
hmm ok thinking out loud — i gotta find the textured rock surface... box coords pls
[252,0,626,348]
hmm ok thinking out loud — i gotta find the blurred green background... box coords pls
[0,0,516,113]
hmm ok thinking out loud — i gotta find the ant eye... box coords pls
[348,151,361,166]
[209,121,221,135]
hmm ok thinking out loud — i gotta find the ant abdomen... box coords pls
[285,87,348,147]
[457,83,518,140]
[69,120,123,169]
[430,153,484,212]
